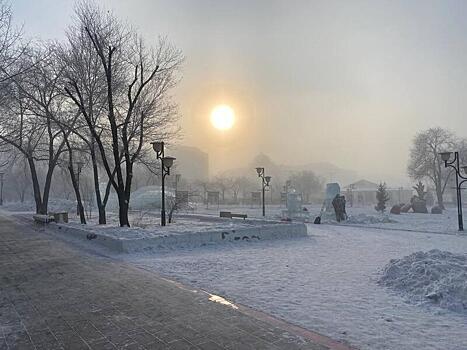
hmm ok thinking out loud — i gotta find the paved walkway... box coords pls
[0,214,348,350]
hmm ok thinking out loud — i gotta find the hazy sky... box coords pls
[11,0,467,184]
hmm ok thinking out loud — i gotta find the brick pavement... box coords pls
[0,214,349,350]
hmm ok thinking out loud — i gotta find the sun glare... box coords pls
[210,105,235,130]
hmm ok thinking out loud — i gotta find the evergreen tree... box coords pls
[375,182,390,213]
[412,181,426,200]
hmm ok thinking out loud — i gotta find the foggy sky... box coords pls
[12,0,467,184]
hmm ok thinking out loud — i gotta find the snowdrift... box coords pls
[324,213,397,225]
[379,249,467,313]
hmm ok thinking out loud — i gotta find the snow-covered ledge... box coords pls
[48,216,308,253]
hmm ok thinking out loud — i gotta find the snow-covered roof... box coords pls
[346,179,379,191]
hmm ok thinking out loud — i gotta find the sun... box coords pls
[210,105,235,130]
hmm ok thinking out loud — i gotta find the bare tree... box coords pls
[407,127,456,209]
[213,175,233,204]
[0,1,27,86]
[65,2,182,226]
[288,170,323,204]
[58,3,111,224]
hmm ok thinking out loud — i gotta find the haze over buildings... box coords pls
[13,0,467,184]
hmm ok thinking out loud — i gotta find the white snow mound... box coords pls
[379,249,467,313]
[323,213,396,224]
[346,213,396,224]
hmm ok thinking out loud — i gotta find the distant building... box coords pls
[171,145,209,182]
[345,179,413,207]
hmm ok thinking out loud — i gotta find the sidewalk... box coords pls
[0,214,349,350]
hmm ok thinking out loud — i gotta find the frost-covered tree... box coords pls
[375,182,390,213]
[407,128,456,209]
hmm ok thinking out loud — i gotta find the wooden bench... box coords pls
[220,211,248,220]
[33,214,53,224]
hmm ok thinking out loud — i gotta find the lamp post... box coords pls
[284,180,291,207]
[75,161,84,216]
[255,167,271,217]
[0,172,4,206]
[439,151,467,231]
[151,141,176,226]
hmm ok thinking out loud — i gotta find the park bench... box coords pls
[33,214,53,224]
[219,211,248,220]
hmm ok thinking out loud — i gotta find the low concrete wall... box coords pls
[49,222,125,252]
[49,220,308,253]
[120,222,308,253]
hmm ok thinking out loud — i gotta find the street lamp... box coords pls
[255,167,272,216]
[439,151,467,231]
[151,141,176,226]
[0,172,4,206]
[75,161,84,216]
[283,180,291,208]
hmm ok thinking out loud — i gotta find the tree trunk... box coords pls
[67,166,86,224]
[436,187,445,210]
[27,157,44,214]
[90,145,106,224]
[97,205,106,225]
[118,193,130,227]
[41,165,56,215]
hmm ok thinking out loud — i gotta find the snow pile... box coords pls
[324,213,396,225]
[379,249,467,313]
[346,213,396,224]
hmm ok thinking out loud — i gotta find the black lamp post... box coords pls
[0,172,4,206]
[439,151,467,231]
[284,179,291,207]
[75,161,84,216]
[151,141,176,226]
[255,167,271,217]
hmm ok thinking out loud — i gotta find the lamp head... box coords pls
[439,152,452,162]
[256,167,264,176]
[162,156,176,169]
[151,141,164,154]
[265,176,271,186]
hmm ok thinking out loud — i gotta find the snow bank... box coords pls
[324,213,397,225]
[379,249,467,313]
[346,213,396,224]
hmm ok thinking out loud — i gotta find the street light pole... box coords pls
[151,141,176,226]
[284,180,291,208]
[439,151,467,231]
[255,167,271,217]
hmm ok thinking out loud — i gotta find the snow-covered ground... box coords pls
[6,201,467,348]
[6,200,464,235]
[126,224,467,350]
[191,204,465,234]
